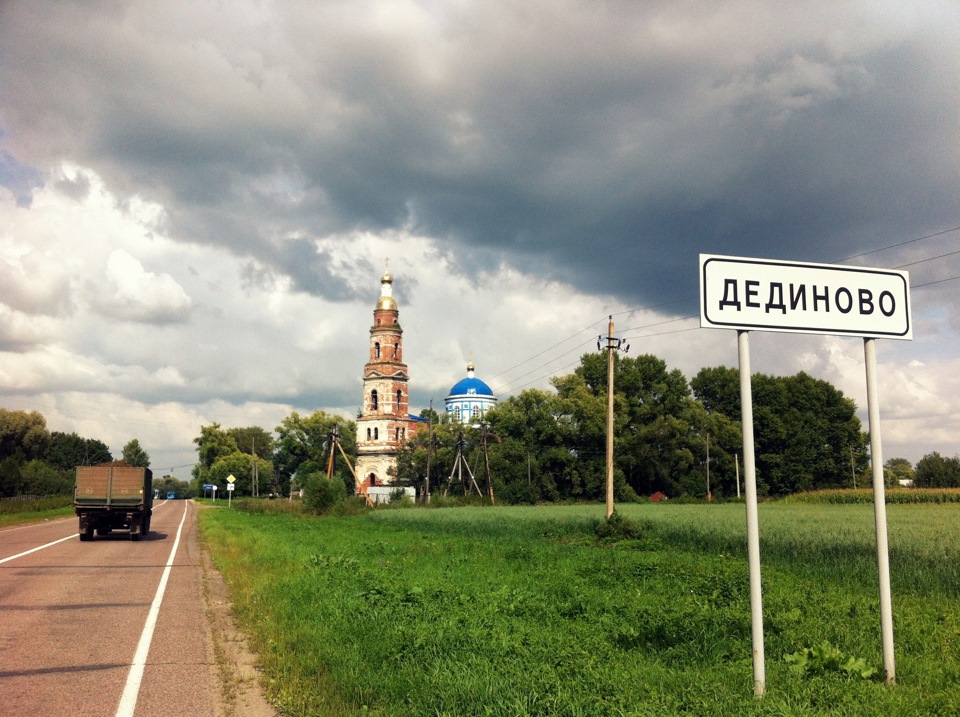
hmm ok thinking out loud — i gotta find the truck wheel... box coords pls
[80,525,94,542]
[130,515,144,541]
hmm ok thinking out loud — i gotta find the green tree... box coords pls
[46,432,113,470]
[226,426,275,461]
[274,411,357,497]
[194,423,239,471]
[0,456,24,497]
[121,438,150,468]
[884,457,916,487]
[690,366,867,496]
[691,366,741,421]
[0,410,53,497]
[562,353,696,499]
[152,475,194,499]
[486,387,581,501]
[21,459,72,495]
[0,409,51,462]
[915,452,960,488]
[207,451,273,496]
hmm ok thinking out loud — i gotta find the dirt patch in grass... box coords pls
[201,537,279,717]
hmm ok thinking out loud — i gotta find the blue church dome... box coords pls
[445,362,497,423]
[448,376,494,397]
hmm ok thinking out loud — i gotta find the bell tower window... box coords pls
[371,390,378,411]
[375,342,381,358]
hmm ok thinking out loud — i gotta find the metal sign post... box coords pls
[738,330,765,696]
[700,254,911,693]
[865,337,896,685]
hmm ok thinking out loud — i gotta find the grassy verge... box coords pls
[200,502,960,716]
[0,495,74,528]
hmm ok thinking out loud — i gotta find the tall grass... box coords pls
[201,503,960,716]
[0,495,73,527]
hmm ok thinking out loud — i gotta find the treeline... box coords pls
[396,354,872,501]
[0,408,149,497]
[8,352,956,502]
[191,413,355,498]
[191,353,957,503]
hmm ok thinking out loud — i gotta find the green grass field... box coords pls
[200,501,960,716]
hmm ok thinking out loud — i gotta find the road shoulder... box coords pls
[200,537,279,717]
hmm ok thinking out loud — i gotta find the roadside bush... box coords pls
[302,472,345,514]
[595,510,645,542]
[499,481,539,505]
[20,460,72,496]
[387,488,415,507]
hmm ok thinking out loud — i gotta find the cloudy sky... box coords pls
[1,1,958,477]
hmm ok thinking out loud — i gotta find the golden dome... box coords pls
[376,269,397,310]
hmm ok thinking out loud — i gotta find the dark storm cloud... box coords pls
[2,1,958,310]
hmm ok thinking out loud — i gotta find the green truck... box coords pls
[74,464,153,541]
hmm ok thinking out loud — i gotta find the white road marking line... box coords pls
[0,533,79,564]
[115,501,190,717]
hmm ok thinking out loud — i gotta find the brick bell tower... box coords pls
[355,269,418,489]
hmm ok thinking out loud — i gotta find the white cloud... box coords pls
[0,305,60,350]
[91,248,192,323]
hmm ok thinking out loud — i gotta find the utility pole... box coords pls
[481,422,495,505]
[444,429,481,496]
[424,400,434,504]
[251,438,258,498]
[736,453,741,499]
[327,423,374,507]
[706,432,712,502]
[598,316,629,519]
[851,445,857,489]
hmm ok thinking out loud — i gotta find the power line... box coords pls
[489,298,690,386]
[487,319,604,383]
[836,224,960,263]
[492,336,597,394]
[619,315,697,334]
[912,274,960,289]
[895,249,960,270]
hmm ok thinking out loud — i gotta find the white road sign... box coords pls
[700,254,911,339]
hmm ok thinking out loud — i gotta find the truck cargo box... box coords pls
[74,465,153,541]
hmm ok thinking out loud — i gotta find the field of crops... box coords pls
[200,501,960,716]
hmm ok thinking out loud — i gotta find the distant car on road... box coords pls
[167,491,176,500]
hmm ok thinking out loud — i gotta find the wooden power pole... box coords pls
[598,316,628,519]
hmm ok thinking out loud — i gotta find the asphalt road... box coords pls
[0,500,274,717]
